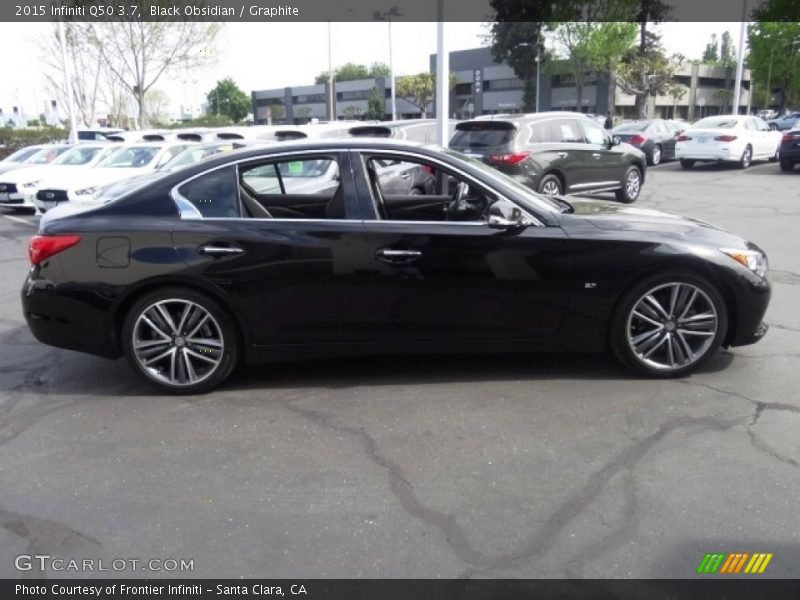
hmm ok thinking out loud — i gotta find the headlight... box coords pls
[74,186,99,196]
[720,248,768,278]
[22,180,42,188]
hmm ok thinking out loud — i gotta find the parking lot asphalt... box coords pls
[0,159,798,579]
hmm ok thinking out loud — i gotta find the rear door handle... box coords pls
[197,243,244,257]
[376,248,422,264]
[557,152,568,158]
[400,172,411,179]
[592,153,601,159]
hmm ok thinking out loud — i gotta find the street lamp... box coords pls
[514,37,542,113]
[374,6,401,121]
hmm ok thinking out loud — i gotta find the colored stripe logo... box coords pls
[696,552,773,574]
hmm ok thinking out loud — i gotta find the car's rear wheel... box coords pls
[649,144,662,166]
[610,273,728,378]
[738,145,753,169]
[780,159,794,172]
[680,159,695,169]
[122,288,240,394]
[538,173,562,196]
[615,165,642,203]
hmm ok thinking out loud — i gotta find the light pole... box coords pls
[374,6,401,121]
[514,38,542,113]
[327,22,336,121]
[732,0,748,114]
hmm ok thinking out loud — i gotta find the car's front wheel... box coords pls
[615,165,642,203]
[122,288,240,394]
[610,273,728,377]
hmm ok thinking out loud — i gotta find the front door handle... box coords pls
[557,152,568,158]
[197,243,244,257]
[592,153,602,159]
[375,248,422,264]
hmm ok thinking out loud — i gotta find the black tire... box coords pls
[648,144,662,166]
[122,287,240,394]
[680,159,695,169]
[609,272,728,378]
[538,173,563,196]
[615,165,642,204]
[779,160,794,172]
[738,145,753,169]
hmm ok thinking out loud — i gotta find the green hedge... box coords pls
[0,127,67,159]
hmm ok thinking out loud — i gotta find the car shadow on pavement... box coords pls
[0,323,736,398]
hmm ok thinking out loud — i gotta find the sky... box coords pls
[0,21,746,121]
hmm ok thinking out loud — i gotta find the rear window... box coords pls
[693,117,739,129]
[451,123,515,148]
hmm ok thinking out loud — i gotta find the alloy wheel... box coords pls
[652,145,661,165]
[625,169,641,199]
[741,146,752,168]
[540,178,561,196]
[626,282,718,371]
[132,299,225,387]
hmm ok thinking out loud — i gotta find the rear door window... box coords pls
[177,166,240,218]
[580,120,607,145]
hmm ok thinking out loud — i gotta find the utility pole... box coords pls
[732,0,748,114]
[435,1,448,146]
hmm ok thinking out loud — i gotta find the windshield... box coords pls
[2,146,42,163]
[93,171,165,203]
[24,146,70,164]
[693,117,739,129]
[613,122,649,133]
[441,147,563,216]
[52,146,106,166]
[159,144,235,173]
[97,146,160,168]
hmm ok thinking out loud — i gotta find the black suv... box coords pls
[449,112,647,203]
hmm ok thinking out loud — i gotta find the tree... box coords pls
[488,20,546,112]
[702,34,719,63]
[395,72,457,118]
[342,105,363,119]
[366,87,385,120]
[268,104,285,123]
[84,21,222,127]
[667,83,687,118]
[314,62,392,84]
[714,88,734,113]
[143,89,171,126]
[39,23,103,127]
[719,31,736,69]
[206,78,250,123]
[746,21,800,113]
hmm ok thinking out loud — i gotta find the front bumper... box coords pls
[725,271,772,347]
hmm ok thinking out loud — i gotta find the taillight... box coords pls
[714,134,738,142]
[629,134,649,145]
[676,134,691,141]
[29,235,81,266]
[487,151,531,166]
[782,132,800,142]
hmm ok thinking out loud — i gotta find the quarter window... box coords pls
[177,166,240,218]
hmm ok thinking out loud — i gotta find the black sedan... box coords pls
[612,119,679,166]
[22,140,771,393]
[779,128,800,171]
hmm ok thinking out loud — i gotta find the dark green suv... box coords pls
[449,112,647,203]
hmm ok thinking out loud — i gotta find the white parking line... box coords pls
[3,214,36,226]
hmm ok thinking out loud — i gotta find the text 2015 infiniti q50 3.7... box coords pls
[22,139,771,394]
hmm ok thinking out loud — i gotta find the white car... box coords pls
[676,115,782,169]
[34,142,194,211]
[0,144,117,211]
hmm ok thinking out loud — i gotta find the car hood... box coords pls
[0,164,80,184]
[556,198,756,249]
[37,167,147,191]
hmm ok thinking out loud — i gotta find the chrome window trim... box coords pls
[170,146,544,227]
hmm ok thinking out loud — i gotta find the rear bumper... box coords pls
[22,275,118,359]
[676,146,740,162]
[779,145,800,162]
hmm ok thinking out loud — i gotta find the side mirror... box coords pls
[611,135,621,146]
[488,206,532,230]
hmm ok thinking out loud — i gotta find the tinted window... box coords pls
[178,166,240,218]
[52,146,104,165]
[98,146,160,168]
[451,124,515,148]
[530,120,583,143]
